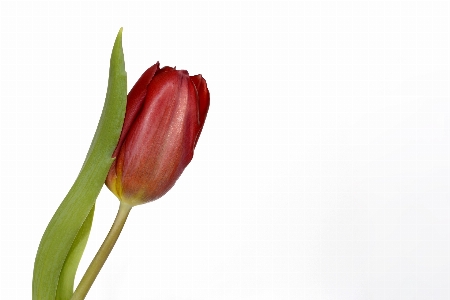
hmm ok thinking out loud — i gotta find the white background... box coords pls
[0,1,449,299]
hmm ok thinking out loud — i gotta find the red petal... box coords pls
[190,74,210,147]
[190,74,210,128]
[112,62,160,158]
[106,62,159,197]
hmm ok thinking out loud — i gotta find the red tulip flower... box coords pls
[106,62,210,206]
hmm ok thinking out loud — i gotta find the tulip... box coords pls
[105,62,210,206]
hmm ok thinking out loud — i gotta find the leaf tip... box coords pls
[113,28,123,50]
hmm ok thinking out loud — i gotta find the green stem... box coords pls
[71,201,132,300]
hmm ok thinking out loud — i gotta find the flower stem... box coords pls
[71,201,132,300]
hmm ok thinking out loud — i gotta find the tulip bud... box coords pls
[105,62,210,206]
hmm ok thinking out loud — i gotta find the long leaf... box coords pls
[55,205,95,300]
[32,28,127,300]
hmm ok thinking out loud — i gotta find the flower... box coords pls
[105,62,209,206]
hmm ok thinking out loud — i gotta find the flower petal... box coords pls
[190,74,210,146]
[113,62,160,158]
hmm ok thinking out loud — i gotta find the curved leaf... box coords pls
[32,28,127,300]
[55,205,95,300]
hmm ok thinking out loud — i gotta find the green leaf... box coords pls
[32,28,127,300]
[55,205,95,300]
